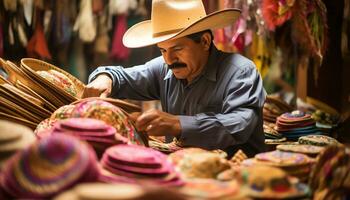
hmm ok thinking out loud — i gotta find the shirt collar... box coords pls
[163,45,222,81]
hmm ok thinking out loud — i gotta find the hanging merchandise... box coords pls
[3,0,17,12]
[249,33,271,78]
[27,9,52,60]
[92,0,104,14]
[22,0,34,26]
[261,0,295,31]
[109,0,137,15]
[73,0,97,43]
[110,15,129,61]
[94,13,109,54]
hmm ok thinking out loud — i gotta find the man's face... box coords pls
[157,36,210,83]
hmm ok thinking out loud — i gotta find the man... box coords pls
[84,0,266,157]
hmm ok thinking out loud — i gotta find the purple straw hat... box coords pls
[0,134,99,199]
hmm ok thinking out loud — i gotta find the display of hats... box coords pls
[20,58,85,103]
[0,120,36,168]
[180,179,241,199]
[1,58,66,109]
[0,134,99,199]
[276,144,325,156]
[263,96,293,123]
[264,122,283,139]
[0,82,52,126]
[276,110,321,140]
[241,166,310,199]
[309,145,350,199]
[298,134,339,146]
[71,99,147,146]
[37,118,129,157]
[101,144,183,186]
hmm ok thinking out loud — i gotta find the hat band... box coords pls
[153,28,183,37]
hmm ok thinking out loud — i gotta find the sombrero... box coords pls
[123,0,241,48]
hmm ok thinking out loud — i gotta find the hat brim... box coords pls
[123,9,241,48]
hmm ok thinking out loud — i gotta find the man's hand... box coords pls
[82,74,113,98]
[135,109,181,137]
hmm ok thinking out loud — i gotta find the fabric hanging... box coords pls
[73,0,97,43]
[27,9,52,59]
[110,15,129,61]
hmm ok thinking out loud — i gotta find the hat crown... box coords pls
[151,0,206,37]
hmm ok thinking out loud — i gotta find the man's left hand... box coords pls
[135,109,181,137]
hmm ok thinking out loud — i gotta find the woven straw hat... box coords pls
[123,0,240,48]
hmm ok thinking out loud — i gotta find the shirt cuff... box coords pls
[88,67,115,84]
[178,115,200,144]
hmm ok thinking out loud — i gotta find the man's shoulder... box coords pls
[220,53,256,73]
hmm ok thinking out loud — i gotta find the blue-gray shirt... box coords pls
[89,46,266,157]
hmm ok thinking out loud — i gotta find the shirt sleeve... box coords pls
[88,57,165,100]
[178,63,266,150]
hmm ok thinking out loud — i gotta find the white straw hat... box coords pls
[123,0,241,48]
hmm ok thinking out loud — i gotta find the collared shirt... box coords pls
[89,46,267,157]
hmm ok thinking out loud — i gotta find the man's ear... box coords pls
[201,32,212,51]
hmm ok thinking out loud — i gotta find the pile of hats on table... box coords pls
[275,110,322,141]
[263,96,293,145]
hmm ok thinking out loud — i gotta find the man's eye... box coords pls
[174,47,182,51]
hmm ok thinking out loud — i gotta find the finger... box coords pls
[136,111,158,126]
[100,91,108,98]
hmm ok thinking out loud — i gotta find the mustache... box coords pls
[168,62,187,69]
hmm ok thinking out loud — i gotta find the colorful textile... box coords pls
[101,144,182,186]
[71,100,142,145]
[0,134,99,198]
[298,135,339,146]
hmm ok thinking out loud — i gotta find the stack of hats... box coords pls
[276,110,321,140]
[71,99,147,146]
[263,96,293,123]
[0,134,99,199]
[0,120,36,168]
[309,145,350,199]
[37,118,129,157]
[242,150,315,182]
[240,166,310,199]
[264,122,287,146]
[276,144,324,157]
[20,58,85,106]
[298,134,339,146]
[100,144,183,186]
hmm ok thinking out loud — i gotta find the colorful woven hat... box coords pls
[298,135,339,146]
[38,118,129,158]
[276,144,324,156]
[101,144,182,186]
[0,134,99,199]
[241,166,310,199]
[180,179,240,199]
[71,100,145,146]
[34,118,57,136]
[50,104,76,120]
[309,145,350,199]
[0,120,36,168]
[254,150,313,167]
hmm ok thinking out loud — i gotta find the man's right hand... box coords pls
[82,74,113,98]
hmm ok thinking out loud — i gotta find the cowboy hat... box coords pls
[123,0,241,48]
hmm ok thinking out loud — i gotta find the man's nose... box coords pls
[163,52,178,65]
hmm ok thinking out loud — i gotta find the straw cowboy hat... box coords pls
[123,0,241,48]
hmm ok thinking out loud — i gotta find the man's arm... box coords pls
[87,56,165,100]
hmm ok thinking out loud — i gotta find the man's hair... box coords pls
[186,30,214,44]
